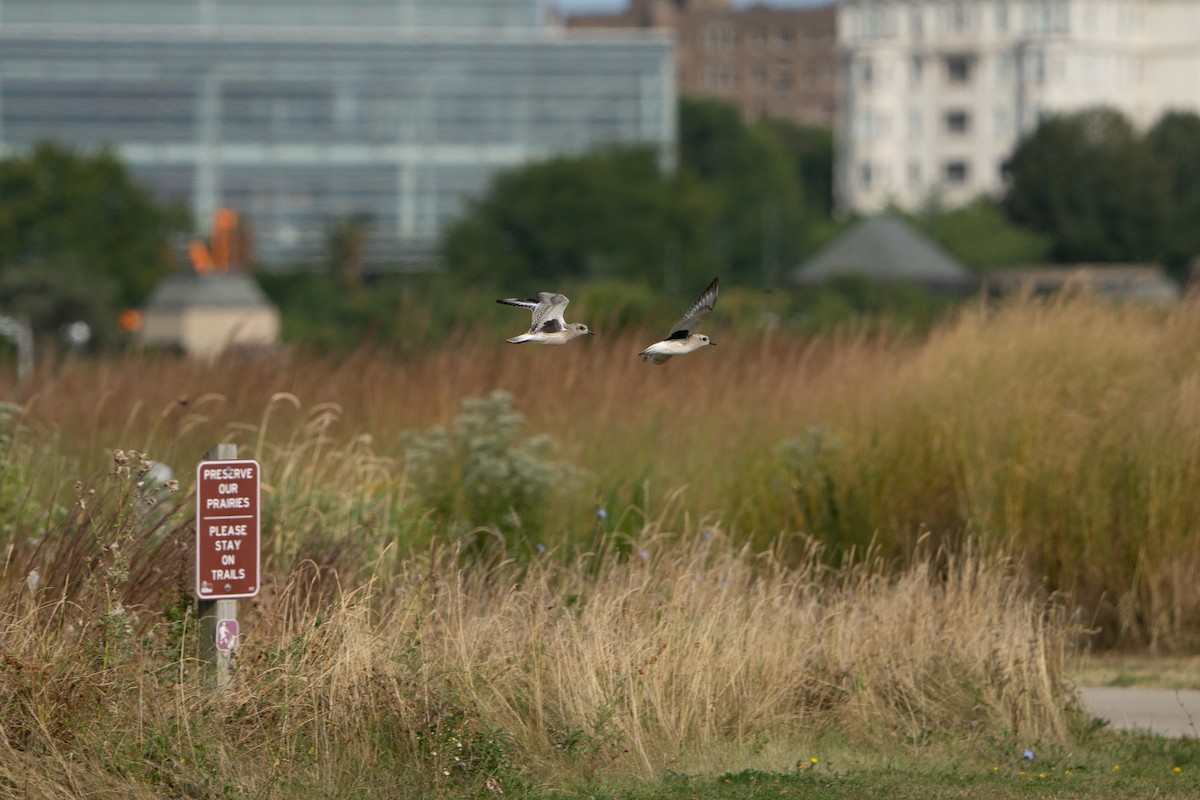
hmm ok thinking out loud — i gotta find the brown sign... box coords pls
[195,459,261,599]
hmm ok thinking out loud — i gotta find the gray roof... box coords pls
[790,215,971,286]
[143,272,275,311]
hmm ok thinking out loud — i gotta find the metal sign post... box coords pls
[196,444,261,688]
[0,314,33,388]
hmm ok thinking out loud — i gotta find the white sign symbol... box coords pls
[216,619,239,652]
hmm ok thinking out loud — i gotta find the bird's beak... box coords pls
[709,341,717,346]
[588,330,598,335]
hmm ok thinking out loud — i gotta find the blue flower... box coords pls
[535,543,546,554]
[1023,749,1035,761]
[597,508,608,520]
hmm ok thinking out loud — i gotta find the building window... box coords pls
[949,2,969,33]
[860,7,895,39]
[995,107,1009,135]
[908,160,922,187]
[705,23,734,52]
[945,110,971,134]
[1031,50,1046,85]
[855,110,888,140]
[910,55,923,86]
[996,1,1009,33]
[907,108,922,139]
[945,55,973,84]
[775,27,796,50]
[1027,1,1069,34]
[749,27,768,50]
[860,57,875,89]
[996,52,1012,83]
[910,8,924,40]
[774,66,795,91]
[944,161,970,185]
[753,66,768,88]
[860,162,873,190]
[703,65,736,90]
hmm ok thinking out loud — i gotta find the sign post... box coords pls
[196,444,261,688]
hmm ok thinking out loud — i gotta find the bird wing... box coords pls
[665,277,719,340]
[497,292,570,334]
[530,292,569,333]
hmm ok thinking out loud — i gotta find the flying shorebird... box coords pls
[638,277,719,364]
[496,291,596,345]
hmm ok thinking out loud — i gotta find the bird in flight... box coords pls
[638,277,719,364]
[497,291,596,345]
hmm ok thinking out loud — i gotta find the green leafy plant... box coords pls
[402,391,586,550]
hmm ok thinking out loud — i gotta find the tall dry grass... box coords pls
[5,293,1200,647]
[0,515,1076,797]
[0,300,1111,796]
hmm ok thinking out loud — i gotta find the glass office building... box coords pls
[0,1,675,268]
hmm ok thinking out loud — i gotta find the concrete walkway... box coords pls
[1078,687,1200,738]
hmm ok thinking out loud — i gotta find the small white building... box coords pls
[139,272,280,358]
[836,0,1200,213]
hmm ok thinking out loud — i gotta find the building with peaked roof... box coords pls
[139,273,281,357]
[789,214,971,288]
[0,0,674,270]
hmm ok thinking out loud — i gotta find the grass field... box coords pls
[2,292,1200,796]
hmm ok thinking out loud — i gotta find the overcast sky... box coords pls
[555,0,832,14]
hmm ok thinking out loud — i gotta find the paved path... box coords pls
[1078,687,1200,737]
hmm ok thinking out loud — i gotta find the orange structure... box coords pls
[190,208,247,274]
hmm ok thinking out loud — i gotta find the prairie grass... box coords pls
[3,292,1200,794]
[5,293,1200,647]
[0,489,1075,796]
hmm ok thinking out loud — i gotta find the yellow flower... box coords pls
[1111,764,1120,772]
[1039,773,1047,779]
[1173,767,1182,774]
[810,757,819,765]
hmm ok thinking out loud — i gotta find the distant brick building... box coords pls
[569,0,838,128]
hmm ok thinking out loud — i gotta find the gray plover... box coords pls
[638,277,719,364]
[497,291,595,345]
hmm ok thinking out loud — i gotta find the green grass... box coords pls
[571,757,1200,800]
[1070,654,1200,690]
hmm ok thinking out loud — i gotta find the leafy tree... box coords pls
[441,145,718,290]
[1145,111,1200,275]
[0,142,187,342]
[0,259,118,349]
[911,197,1051,270]
[1002,107,1166,264]
[755,117,835,219]
[678,99,807,286]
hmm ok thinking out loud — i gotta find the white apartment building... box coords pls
[836,0,1200,213]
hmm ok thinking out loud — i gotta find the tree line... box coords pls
[1,103,1198,352]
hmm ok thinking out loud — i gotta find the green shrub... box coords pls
[401,391,586,550]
